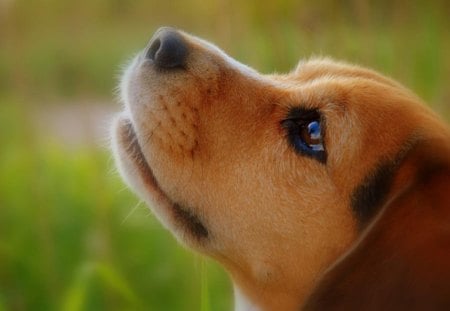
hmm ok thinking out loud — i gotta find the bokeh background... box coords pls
[1,0,449,310]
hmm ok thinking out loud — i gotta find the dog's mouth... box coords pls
[114,116,209,242]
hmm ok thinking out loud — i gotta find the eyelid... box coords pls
[284,107,322,122]
[280,119,298,129]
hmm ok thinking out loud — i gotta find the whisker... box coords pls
[121,200,145,226]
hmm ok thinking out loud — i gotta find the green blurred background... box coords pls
[0,0,449,310]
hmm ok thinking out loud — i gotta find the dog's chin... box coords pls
[112,114,209,246]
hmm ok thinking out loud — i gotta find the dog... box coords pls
[111,27,450,310]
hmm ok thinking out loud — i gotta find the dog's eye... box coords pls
[281,109,326,163]
[301,121,323,150]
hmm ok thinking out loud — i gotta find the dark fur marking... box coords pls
[173,203,209,239]
[351,160,397,227]
[350,139,418,228]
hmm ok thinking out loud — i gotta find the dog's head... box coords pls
[112,28,450,310]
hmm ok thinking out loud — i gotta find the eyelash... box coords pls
[281,109,327,163]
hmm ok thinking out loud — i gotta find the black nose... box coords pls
[146,28,188,69]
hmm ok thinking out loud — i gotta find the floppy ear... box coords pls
[304,139,450,310]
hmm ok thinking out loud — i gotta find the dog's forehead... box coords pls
[175,35,417,173]
[176,33,425,169]
[182,36,400,120]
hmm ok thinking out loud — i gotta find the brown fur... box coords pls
[112,28,450,310]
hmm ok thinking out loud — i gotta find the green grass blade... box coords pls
[61,263,94,311]
[200,259,210,311]
[95,262,141,307]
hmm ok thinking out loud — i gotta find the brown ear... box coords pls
[304,140,450,310]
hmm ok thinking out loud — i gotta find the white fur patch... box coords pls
[234,286,261,311]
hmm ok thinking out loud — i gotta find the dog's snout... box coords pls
[146,28,188,69]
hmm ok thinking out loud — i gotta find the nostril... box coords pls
[147,37,161,62]
[145,29,188,69]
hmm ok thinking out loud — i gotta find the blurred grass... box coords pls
[0,0,449,310]
[0,101,231,310]
[1,0,450,111]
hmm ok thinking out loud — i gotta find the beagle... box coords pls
[111,27,450,310]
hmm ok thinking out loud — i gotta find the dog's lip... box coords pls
[115,115,209,240]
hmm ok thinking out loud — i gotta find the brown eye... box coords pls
[281,108,326,163]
